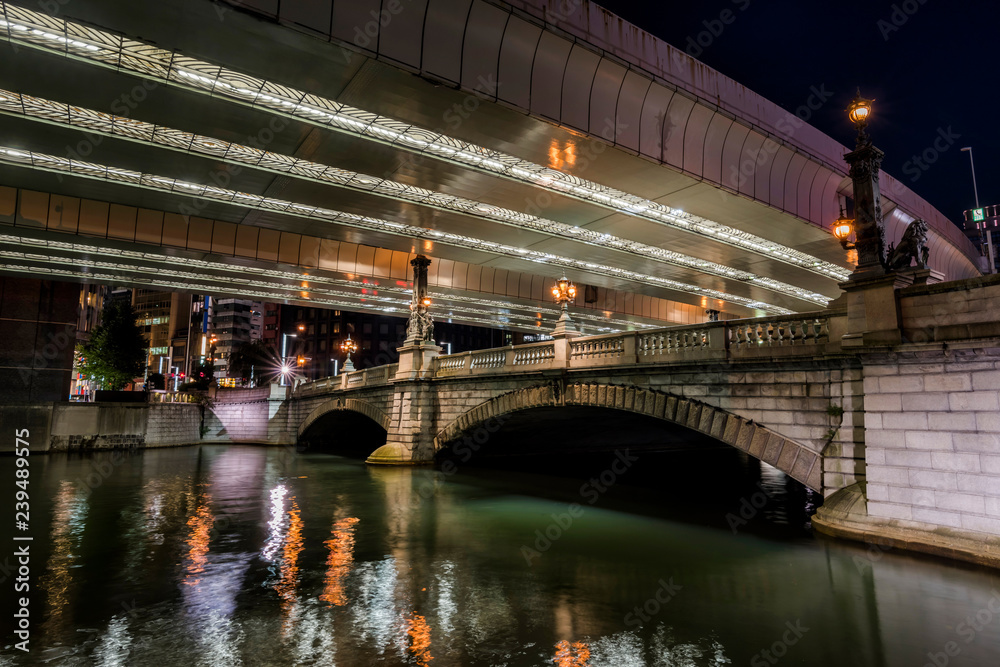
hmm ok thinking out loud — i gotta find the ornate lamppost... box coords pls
[842,89,887,278]
[404,255,434,345]
[340,333,358,372]
[550,276,580,338]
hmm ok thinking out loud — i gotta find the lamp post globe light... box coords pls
[833,204,856,250]
[550,276,581,338]
[340,333,358,372]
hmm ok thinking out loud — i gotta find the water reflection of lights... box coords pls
[405,612,433,667]
[275,502,304,606]
[183,497,213,586]
[320,517,360,607]
[351,559,399,652]
[92,614,133,666]
[262,484,289,562]
[275,501,304,638]
[435,560,457,635]
[39,480,88,630]
[554,640,591,667]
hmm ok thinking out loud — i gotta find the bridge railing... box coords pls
[293,363,399,396]
[293,309,845,392]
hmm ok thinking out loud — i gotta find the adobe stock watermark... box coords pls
[877,0,930,41]
[677,0,752,62]
[389,414,511,514]
[852,534,894,573]
[520,448,638,565]
[727,84,833,191]
[923,589,1000,667]
[624,577,683,628]
[339,0,412,64]
[898,126,960,183]
[176,116,292,222]
[751,619,809,666]
[724,480,773,534]
[57,79,159,183]
[521,117,627,218]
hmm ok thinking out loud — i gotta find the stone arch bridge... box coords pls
[203,273,1000,564]
[291,310,861,495]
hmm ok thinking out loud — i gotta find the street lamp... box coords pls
[550,276,580,338]
[847,90,874,140]
[961,146,994,274]
[340,333,358,372]
[280,332,297,386]
[832,204,855,250]
[840,88,887,277]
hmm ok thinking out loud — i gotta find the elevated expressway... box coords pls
[0,0,981,334]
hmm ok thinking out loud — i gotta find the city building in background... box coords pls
[69,282,108,399]
[282,304,510,380]
[132,289,187,381]
[963,206,998,274]
[212,298,253,385]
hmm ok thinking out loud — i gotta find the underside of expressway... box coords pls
[0,0,981,340]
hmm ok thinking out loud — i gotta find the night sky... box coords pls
[594,0,999,229]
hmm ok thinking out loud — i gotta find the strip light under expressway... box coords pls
[0,146,797,314]
[0,88,830,306]
[0,2,851,283]
[0,233,661,332]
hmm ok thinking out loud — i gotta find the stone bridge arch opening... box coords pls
[433,383,825,493]
[298,398,390,458]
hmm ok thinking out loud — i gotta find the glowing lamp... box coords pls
[552,276,576,303]
[340,335,358,355]
[847,89,874,128]
[421,296,432,307]
[832,205,855,250]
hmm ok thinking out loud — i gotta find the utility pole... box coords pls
[961,147,994,274]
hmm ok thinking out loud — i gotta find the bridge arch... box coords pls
[298,398,392,440]
[434,382,823,492]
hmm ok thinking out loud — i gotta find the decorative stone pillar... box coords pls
[393,255,442,381]
[844,140,888,279]
[367,255,439,465]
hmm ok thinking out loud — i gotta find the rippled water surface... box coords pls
[1,445,999,666]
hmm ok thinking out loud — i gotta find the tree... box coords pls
[79,300,147,390]
[226,339,274,386]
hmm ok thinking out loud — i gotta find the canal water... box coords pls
[1,444,999,666]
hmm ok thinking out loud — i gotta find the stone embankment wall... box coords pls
[863,277,1000,539]
[0,402,201,451]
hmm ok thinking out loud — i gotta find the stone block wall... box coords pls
[864,348,1000,538]
[146,403,201,446]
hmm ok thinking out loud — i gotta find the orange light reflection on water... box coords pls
[275,501,304,608]
[406,612,433,666]
[183,497,213,587]
[553,640,590,667]
[320,516,360,607]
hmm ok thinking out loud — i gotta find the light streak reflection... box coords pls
[320,516,360,607]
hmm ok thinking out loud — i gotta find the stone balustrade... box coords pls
[293,311,846,394]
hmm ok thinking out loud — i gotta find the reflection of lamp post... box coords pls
[841,89,887,278]
[550,276,580,338]
[340,334,358,372]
